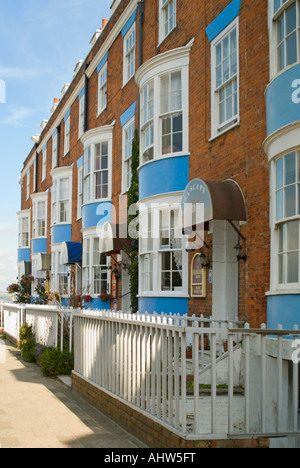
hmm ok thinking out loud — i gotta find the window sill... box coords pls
[138,151,190,172]
[122,74,135,89]
[266,289,300,296]
[209,120,240,142]
[96,106,107,119]
[138,293,189,299]
[157,25,177,49]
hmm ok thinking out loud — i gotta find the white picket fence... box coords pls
[73,310,300,441]
[0,302,73,351]
[1,302,300,442]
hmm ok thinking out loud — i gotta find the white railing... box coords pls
[1,302,25,342]
[73,310,300,440]
[2,302,300,441]
[0,302,74,351]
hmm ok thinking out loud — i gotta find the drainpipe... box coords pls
[137,1,145,136]
[137,1,145,68]
[84,63,90,133]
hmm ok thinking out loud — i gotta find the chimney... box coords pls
[51,98,59,114]
[102,19,108,29]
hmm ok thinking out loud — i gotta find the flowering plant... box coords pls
[7,283,21,294]
[98,293,111,302]
[82,294,93,303]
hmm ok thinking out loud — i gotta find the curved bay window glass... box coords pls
[274,0,300,72]
[275,151,300,284]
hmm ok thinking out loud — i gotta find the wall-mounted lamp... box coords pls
[234,242,247,262]
[113,268,121,280]
[199,252,210,269]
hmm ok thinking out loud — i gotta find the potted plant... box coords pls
[186,346,193,359]
[82,294,92,304]
[199,334,209,350]
[98,293,111,303]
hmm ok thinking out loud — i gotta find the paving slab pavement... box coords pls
[0,339,147,449]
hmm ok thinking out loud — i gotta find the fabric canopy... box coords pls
[61,242,82,265]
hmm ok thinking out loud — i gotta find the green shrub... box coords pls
[40,347,74,378]
[22,339,38,363]
[19,323,34,350]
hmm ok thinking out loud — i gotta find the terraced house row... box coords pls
[16,0,300,329]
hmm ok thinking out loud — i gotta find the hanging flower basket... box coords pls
[98,293,111,303]
[82,295,93,303]
[7,283,21,294]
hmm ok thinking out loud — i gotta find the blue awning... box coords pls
[61,242,82,265]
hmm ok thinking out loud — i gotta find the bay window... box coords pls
[82,235,111,296]
[160,71,183,155]
[122,117,135,193]
[274,0,300,72]
[141,81,154,163]
[275,151,300,285]
[51,248,70,296]
[139,199,187,296]
[136,42,191,167]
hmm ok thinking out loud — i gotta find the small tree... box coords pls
[127,130,139,313]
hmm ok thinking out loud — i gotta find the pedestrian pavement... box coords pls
[0,339,147,448]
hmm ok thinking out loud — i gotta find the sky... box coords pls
[0,0,112,291]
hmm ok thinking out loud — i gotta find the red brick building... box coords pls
[17,0,271,327]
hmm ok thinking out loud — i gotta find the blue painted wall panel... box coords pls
[267,294,300,329]
[139,156,189,200]
[266,63,300,136]
[138,297,188,316]
[82,202,112,230]
[51,225,72,245]
[32,238,47,254]
[17,248,30,263]
[206,0,241,42]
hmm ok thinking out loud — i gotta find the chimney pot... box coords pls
[102,19,108,29]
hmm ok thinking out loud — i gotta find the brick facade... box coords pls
[18,0,270,327]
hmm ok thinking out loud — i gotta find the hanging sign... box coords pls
[191,254,206,298]
[111,272,117,299]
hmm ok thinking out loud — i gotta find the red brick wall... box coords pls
[72,371,270,448]
[19,0,270,327]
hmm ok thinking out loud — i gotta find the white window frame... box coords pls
[98,63,108,116]
[123,24,136,86]
[26,169,30,200]
[78,94,85,139]
[31,254,46,298]
[42,147,47,182]
[122,117,135,193]
[81,125,113,205]
[159,0,177,45]
[17,210,31,249]
[270,0,300,77]
[52,133,58,169]
[271,149,300,290]
[138,195,188,298]
[77,165,83,220]
[51,166,73,226]
[64,116,71,156]
[136,43,192,168]
[31,191,48,239]
[51,246,70,297]
[210,18,239,140]
[82,231,111,297]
